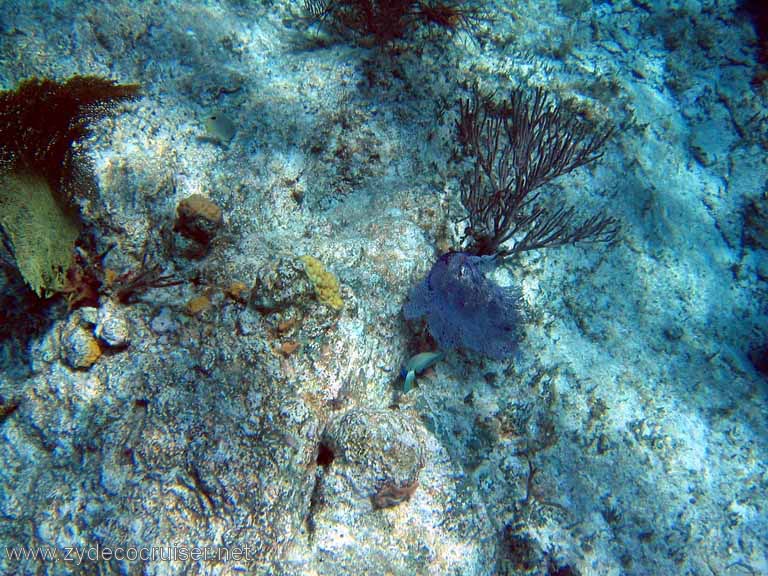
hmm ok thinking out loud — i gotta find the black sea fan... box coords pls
[403,252,523,360]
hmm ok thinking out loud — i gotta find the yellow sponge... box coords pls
[300,255,343,310]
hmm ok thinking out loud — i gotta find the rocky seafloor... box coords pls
[0,0,767,575]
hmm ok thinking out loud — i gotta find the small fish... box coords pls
[401,350,444,392]
[203,113,236,144]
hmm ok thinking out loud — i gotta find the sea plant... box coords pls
[456,86,617,258]
[403,86,617,360]
[403,252,522,360]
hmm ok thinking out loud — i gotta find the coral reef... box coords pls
[0,2,765,576]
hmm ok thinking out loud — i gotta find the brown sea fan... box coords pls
[0,76,140,202]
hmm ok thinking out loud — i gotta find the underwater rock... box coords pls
[249,255,345,344]
[322,407,425,501]
[688,109,736,167]
[250,256,314,313]
[94,300,130,348]
[60,322,102,369]
[744,194,768,250]
[235,306,263,336]
[149,306,177,334]
[307,406,497,573]
[172,194,223,258]
[748,344,768,377]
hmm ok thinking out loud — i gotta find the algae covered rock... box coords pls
[94,300,131,348]
[250,255,315,313]
[249,254,346,341]
[61,322,102,370]
[322,407,425,501]
[308,407,498,575]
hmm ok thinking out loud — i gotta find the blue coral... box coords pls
[403,252,523,360]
